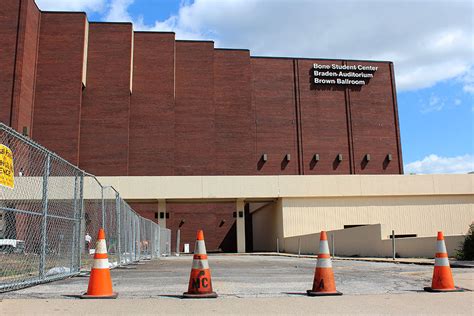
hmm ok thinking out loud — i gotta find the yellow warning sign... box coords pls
[0,144,14,189]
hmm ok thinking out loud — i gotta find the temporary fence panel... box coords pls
[81,175,103,270]
[102,186,119,267]
[0,123,170,292]
[0,124,82,291]
[160,228,171,256]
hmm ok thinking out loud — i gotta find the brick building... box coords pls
[1,0,404,252]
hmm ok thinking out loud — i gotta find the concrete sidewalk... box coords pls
[2,293,474,315]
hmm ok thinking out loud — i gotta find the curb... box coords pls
[197,252,474,268]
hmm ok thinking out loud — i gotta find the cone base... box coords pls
[424,286,464,293]
[80,292,118,299]
[307,290,343,296]
[182,292,218,299]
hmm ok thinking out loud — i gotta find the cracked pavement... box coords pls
[1,255,472,299]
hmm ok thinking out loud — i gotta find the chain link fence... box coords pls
[0,123,171,292]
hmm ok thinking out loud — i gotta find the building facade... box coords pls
[1,0,407,252]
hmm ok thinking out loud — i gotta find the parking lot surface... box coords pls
[1,255,473,314]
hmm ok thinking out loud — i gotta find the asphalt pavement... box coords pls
[1,255,473,314]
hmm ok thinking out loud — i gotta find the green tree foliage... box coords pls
[456,224,474,260]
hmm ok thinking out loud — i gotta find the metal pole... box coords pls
[130,215,134,262]
[157,225,161,257]
[39,153,51,280]
[115,192,121,265]
[168,230,171,255]
[150,225,155,259]
[137,218,140,260]
[133,215,137,261]
[70,173,78,272]
[77,172,84,271]
[176,229,181,256]
[392,230,396,260]
[298,237,301,257]
[128,211,132,263]
[331,234,335,258]
[101,186,105,230]
[276,238,279,253]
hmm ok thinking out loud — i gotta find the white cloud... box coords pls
[421,94,445,113]
[35,0,473,93]
[405,154,474,174]
[104,0,134,22]
[460,66,474,94]
[134,0,473,92]
[454,98,462,106]
[35,0,106,12]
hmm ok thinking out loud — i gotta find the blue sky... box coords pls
[36,0,474,174]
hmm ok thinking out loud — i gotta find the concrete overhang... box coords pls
[95,174,474,202]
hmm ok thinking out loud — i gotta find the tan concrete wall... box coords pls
[5,174,473,202]
[281,195,474,239]
[284,224,384,256]
[252,201,283,251]
[97,174,474,200]
[284,224,466,258]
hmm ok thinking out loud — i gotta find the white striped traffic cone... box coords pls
[307,231,342,296]
[183,230,217,298]
[424,231,464,292]
[81,228,118,299]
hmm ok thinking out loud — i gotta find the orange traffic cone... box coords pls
[307,231,342,296]
[424,231,464,292]
[183,230,217,298]
[81,228,118,299]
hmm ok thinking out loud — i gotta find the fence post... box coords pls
[77,171,84,271]
[137,219,141,260]
[168,230,171,255]
[298,237,301,257]
[157,225,161,256]
[101,185,105,230]
[70,172,79,272]
[115,192,121,265]
[176,229,181,256]
[158,226,161,257]
[331,234,335,258]
[150,225,155,259]
[129,214,134,262]
[276,238,279,253]
[39,153,51,279]
[392,230,396,260]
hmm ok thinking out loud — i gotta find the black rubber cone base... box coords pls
[182,292,218,299]
[80,292,118,299]
[307,290,343,296]
[424,286,465,293]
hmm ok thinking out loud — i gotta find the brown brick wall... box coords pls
[298,59,352,174]
[348,62,401,174]
[129,32,175,175]
[0,0,21,125]
[10,0,39,135]
[174,41,216,175]
[167,203,236,253]
[127,201,159,223]
[0,0,39,132]
[251,58,299,175]
[2,7,403,177]
[32,13,86,165]
[79,23,132,175]
[128,201,236,253]
[214,49,255,175]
